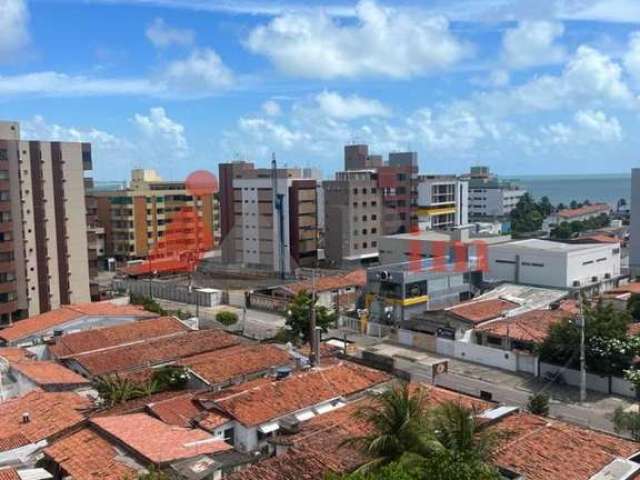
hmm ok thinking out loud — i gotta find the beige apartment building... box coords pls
[218,161,319,274]
[95,169,219,261]
[0,121,94,322]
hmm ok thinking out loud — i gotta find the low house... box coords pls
[543,203,610,231]
[3,361,89,398]
[61,329,242,378]
[179,344,292,390]
[48,316,189,359]
[0,467,51,480]
[90,413,232,472]
[251,270,367,313]
[0,391,90,468]
[0,300,156,349]
[43,428,143,480]
[198,361,389,453]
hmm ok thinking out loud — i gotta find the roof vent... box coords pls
[22,412,30,424]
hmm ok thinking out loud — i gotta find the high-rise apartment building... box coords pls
[417,175,468,230]
[0,121,94,322]
[95,169,218,261]
[218,160,319,274]
[630,168,640,277]
[466,166,526,218]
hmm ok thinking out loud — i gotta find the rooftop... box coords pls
[278,270,367,295]
[0,301,155,344]
[179,343,291,386]
[44,428,138,480]
[0,391,90,449]
[66,329,241,376]
[475,307,573,343]
[556,203,610,219]
[207,361,389,427]
[50,316,189,358]
[146,392,230,430]
[498,238,610,253]
[10,361,89,387]
[0,348,34,362]
[91,413,231,465]
[448,298,519,324]
[0,469,19,480]
[493,412,639,480]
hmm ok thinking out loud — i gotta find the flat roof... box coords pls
[495,238,612,253]
[383,230,510,244]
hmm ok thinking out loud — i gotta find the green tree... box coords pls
[151,365,189,391]
[613,406,640,441]
[285,290,336,344]
[346,384,432,472]
[537,196,553,217]
[570,200,579,209]
[527,393,550,415]
[510,193,544,234]
[93,374,144,407]
[618,198,627,212]
[627,294,640,321]
[216,310,238,326]
[550,222,573,239]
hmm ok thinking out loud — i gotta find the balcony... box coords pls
[0,300,17,315]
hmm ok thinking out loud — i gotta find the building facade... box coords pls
[467,166,526,218]
[95,169,218,261]
[0,121,94,322]
[218,161,319,274]
[631,168,640,277]
[417,175,468,230]
[487,239,621,292]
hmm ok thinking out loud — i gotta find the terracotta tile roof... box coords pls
[11,361,90,388]
[50,316,189,358]
[449,298,519,324]
[492,412,639,480]
[0,347,34,362]
[606,282,640,295]
[92,389,196,417]
[556,203,609,219]
[146,392,231,431]
[0,469,20,480]
[0,391,90,449]
[67,329,241,376]
[208,361,389,427]
[91,413,231,465]
[476,308,571,344]
[229,384,492,480]
[0,301,155,343]
[575,234,621,244]
[180,343,291,386]
[281,270,367,295]
[44,428,137,480]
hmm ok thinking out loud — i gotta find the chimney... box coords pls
[22,412,30,424]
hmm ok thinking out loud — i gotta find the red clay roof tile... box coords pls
[44,428,138,480]
[11,361,89,387]
[0,469,20,480]
[449,298,519,324]
[475,309,571,344]
[91,413,231,464]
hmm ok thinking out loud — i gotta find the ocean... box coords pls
[505,174,631,208]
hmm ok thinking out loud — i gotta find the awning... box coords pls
[258,422,280,434]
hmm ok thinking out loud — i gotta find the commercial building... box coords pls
[218,160,319,274]
[466,166,526,219]
[416,175,468,230]
[0,121,95,322]
[487,239,622,292]
[95,169,219,261]
[631,168,640,277]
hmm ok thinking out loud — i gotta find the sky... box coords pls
[3,0,640,180]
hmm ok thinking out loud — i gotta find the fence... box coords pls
[247,292,288,313]
[539,362,637,398]
[112,278,222,308]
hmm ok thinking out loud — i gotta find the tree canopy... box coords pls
[285,289,336,344]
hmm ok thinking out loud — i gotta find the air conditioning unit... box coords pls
[591,276,598,283]
[378,271,391,281]
[604,273,611,279]
[573,280,581,287]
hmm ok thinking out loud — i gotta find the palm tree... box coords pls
[93,374,143,406]
[346,383,433,472]
[427,402,497,463]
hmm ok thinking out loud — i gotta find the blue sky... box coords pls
[3,0,640,180]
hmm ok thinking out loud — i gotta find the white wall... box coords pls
[631,169,640,276]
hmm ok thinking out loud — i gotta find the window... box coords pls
[0,170,8,181]
[372,228,377,234]
[223,428,235,445]
[371,188,377,194]
[353,230,358,236]
[0,149,7,162]
[362,229,367,235]
[486,335,503,347]
[0,272,15,282]
[353,243,359,249]
[371,214,377,220]
[372,241,377,247]
[353,188,358,194]
[362,188,367,194]
[0,191,9,201]
[0,232,11,242]
[352,202,358,208]
[362,242,368,248]
[362,215,367,221]
[495,259,516,264]
[371,201,377,207]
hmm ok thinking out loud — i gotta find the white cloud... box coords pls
[502,20,566,69]
[162,48,233,94]
[245,0,470,79]
[146,17,194,48]
[132,107,189,158]
[261,100,282,116]
[315,91,390,119]
[624,32,640,84]
[0,47,233,98]
[541,110,622,144]
[0,0,29,62]
[238,117,307,150]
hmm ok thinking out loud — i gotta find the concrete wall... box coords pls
[113,278,221,307]
[538,362,637,397]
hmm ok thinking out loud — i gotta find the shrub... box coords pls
[151,365,189,391]
[527,393,550,416]
[216,311,238,326]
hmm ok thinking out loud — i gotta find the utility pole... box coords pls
[310,267,317,366]
[579,296,587,403]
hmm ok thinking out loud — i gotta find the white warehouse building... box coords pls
[487,239,622,293]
